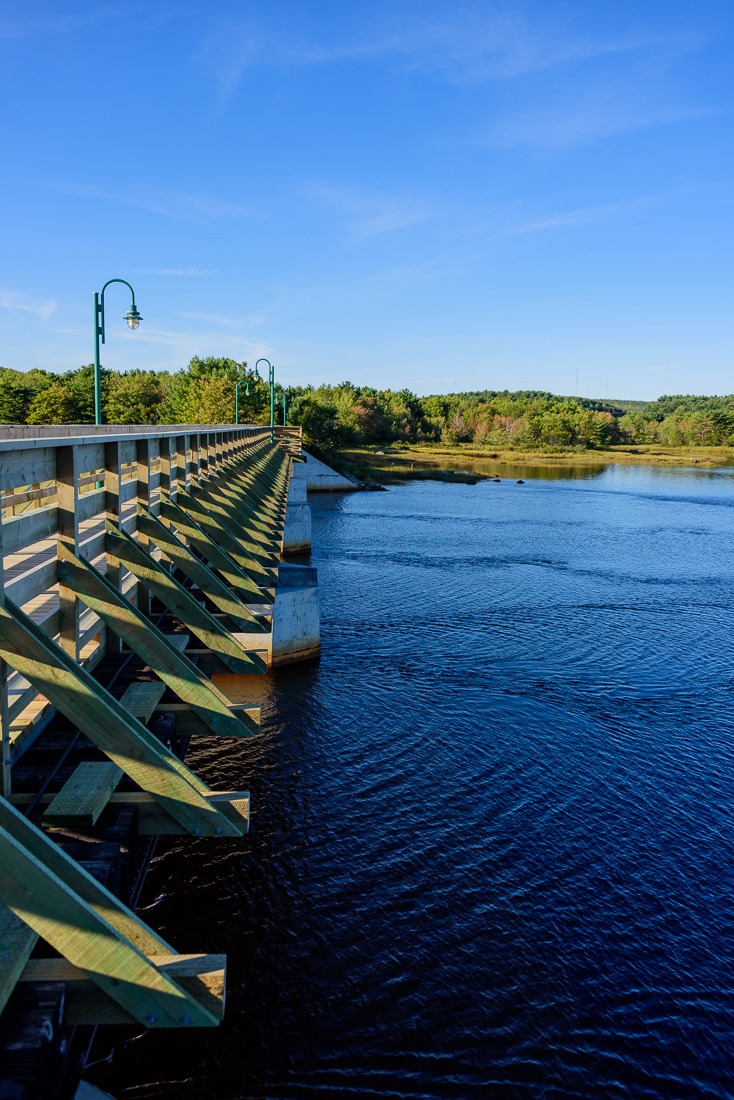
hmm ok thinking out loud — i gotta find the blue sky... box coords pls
[1,1,732,399]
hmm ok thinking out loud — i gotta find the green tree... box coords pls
[289,395,349,448]
[105,370,172,424]
[161,357,270,424]
[0,367,55,423]
[26,381,77,424]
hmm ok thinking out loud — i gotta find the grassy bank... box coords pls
[336,442,734,485]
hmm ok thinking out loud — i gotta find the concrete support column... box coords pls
[238,564,320,668]
[282,463,312,555]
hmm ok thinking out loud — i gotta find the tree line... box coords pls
[1,359,732,451]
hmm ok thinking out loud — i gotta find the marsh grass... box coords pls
[336,442,733,486]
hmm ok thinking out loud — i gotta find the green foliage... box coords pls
[2,360,733,449]
[160,357,270,425]
[105,370,174,424]
[289,395,349,448]
[0,367,56,423]
[26,364,101,424]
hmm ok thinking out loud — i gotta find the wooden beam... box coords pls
[136,508,269,632]
[159,500,274,604]
[118,680,166,723]
[43,761,123,827]
[56,544,260,738]
[56,445,80,659]
[0,800,220,1027]
[104,525,267,676]
[0,903,38,1015]
[107,790,249,835]
[194,480,284,561]
[0,599,244,837]
[19,952,226,1026]
[174,489,277,582]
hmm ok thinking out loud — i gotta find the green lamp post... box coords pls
[255,358,275,443]
[93,279,142,425]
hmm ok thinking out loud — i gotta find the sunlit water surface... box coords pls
[92,465,734,1099]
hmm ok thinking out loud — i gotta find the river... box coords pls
[91,463,734,1099]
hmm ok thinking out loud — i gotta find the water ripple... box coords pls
[92,467,734,1100]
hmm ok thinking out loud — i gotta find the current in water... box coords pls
[91,464,734,1099]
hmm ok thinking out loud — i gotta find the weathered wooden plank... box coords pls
[43,762,123,827]
[5,555,57,609]
[136,508,269,632]
[107,790,250,836]
[76,486,105,525]
[56,445,80,658]
[75,442,105,478]
[20,952,226,1026]
[0,598,245,837]
[1,505,58,556]
[159,500,274,604]
[105,526,267,675]
[0,801,220,1027]
[118,681,166,723]
[0,903,38,1015]
[0,448,56,492]
[56,545,260,738]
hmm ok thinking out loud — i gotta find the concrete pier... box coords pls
[300,450,361,492]
[282,462,312,554]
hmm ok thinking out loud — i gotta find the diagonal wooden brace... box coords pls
[175,490,277,583]
[56,545,260,738]
[105,524,268,675]
[0,800,221,1026]
[159,500,275,604]
[136,508,270,633]
[0,601,244,837]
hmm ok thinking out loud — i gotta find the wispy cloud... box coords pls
[47,181,258,223]
[304,181,440,242]
[0,289,56,319]
[459,187,691,241]
[389,9,669,85]
[135,267,217,277]
[196,4,695,101]
[484,100,726,149]
[133,325,271,359]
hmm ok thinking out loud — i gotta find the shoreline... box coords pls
[337,443,734,486]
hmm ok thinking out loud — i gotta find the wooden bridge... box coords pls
[0,423,314,1091]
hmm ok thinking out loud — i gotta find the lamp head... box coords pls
[124,306,142,330]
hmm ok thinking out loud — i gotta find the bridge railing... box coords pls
[0,423,302,1033]
[0,424,300,793]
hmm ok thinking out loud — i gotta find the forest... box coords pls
[1,358,733,452]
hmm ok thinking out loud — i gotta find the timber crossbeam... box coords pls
[0,423,306,1071]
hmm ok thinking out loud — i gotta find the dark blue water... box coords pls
[93,465,734,1099]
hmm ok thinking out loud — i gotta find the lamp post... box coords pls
[93,279,142,425]
[255,358,275,443]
